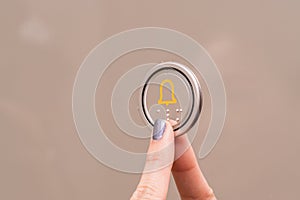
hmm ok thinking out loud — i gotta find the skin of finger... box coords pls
[172,135,216,200]
[131,121,175,200]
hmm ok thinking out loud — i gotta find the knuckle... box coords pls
[200,188,216,200]
[131,184,162,200]
[182,187,216,200]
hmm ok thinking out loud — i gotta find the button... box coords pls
[141,62,202,136]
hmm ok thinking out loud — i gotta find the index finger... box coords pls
[171,135,216,200]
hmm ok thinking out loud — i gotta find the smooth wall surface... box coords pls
[1,0,300,199]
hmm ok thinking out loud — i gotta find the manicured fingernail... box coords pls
[152,119,166,140]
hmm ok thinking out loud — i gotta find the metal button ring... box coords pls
[141,61,202,136]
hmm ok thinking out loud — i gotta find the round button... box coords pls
[141,62,202,136]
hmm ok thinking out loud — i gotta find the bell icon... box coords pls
[157,79,177,106]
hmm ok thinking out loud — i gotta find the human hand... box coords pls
[130,119,216,200]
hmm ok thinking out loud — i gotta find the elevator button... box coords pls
[141,62,202,136]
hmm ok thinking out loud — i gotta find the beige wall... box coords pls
[1,0,300,199]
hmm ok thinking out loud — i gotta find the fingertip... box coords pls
[168,119,178,127]
[161,120,175,143]
[144,119,175,173]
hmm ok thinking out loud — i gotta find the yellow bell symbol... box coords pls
[157,79,177,106]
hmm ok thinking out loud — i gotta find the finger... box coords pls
[172,135,216,200]
[131,119,175,200]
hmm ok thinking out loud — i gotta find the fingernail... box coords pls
[152,119,166,140]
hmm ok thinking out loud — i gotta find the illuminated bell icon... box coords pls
[157,79,177,106]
